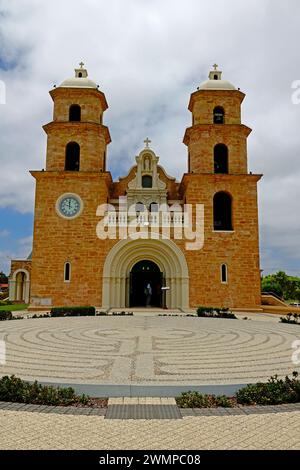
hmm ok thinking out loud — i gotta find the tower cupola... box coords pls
[59,62,99,90]
[198,64,236,91]
[43,63,111,172]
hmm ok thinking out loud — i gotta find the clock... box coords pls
[56,193,83,219]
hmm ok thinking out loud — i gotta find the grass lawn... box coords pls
[0,304,28,312]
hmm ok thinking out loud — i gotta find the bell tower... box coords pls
[183,65,251,175]
[29,64,113,309]
[44,63,111,172]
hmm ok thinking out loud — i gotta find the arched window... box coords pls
[221,264,228,283]
[69,104,81,122]
[213,106,225,124]
[135,202,144,213]
[78,72,83,78]
[214,144,228,174]
[149,202,158,212]
[214,74,218,80]
[99,113,103,124]
[64,262,71,282]
[213,192,233,231]
[142,175,152,188]
[65,142,80,171]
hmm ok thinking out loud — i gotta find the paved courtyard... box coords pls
[0,408,299,450]
[0,315,299,388]
[0,314,300,450]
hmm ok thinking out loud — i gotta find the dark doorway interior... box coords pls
[130,260,163,308]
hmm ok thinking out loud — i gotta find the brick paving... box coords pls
[0,408,299,450]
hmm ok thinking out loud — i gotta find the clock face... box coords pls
[56,194,82,219]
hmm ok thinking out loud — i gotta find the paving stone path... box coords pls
[0,407,299,450]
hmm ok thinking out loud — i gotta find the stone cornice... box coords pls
[183,123,252,146]
[43,121,111,144]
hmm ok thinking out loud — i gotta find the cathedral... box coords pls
[9,64,262,310]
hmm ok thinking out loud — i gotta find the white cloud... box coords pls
[0,235,32,273]
[17,235,33,247]
[0,229,10,237]
[0,0,299,273]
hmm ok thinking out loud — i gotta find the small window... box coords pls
[64,262,71,282]
[214,144,229,174]
[69,105,81,122]
[221,264,228,283]
[142,175,152,188]
[135,202,144,213]
[78,72,83,78]
[103,150,106,171]
[214,74,218,80]
[65,142,80,171]
[150,202,158,212]
[213,192,233,231]
[213,106,225,124]
[100,113,103,124]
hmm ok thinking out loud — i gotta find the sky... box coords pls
[0,0,299,276]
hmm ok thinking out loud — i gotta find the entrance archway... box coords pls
[9,269,30,303]
[130,260,163,308]
[102,238,189,309]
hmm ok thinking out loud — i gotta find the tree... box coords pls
[273,271,290,294]
[0,271,8,284]
[261,277,283,297]
[261,271,300,300]
[295,288,300,302]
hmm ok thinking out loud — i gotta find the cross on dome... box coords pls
[213,63,219,71]
[144,137,152,148]
[79,61,85,69]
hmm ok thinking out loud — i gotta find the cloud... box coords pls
[0,234,32,274]
[0,229,10,237]
[17,235,33,247]
[0,0,299,274]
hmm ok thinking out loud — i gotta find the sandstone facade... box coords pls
[10,65,262,310]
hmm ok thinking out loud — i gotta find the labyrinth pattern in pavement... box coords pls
[0,316,299,384]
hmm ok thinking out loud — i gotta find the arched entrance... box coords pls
[130,260,163,308]
[102,238,189,309]
[9,269,30,303]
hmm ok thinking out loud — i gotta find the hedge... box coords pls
[0,311,13,321]
[50,306,96,317]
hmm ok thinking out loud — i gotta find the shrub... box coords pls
[50,306,96,317]
[0,375,89,406]
[196,306,237,319]
[0,311,13,321]
[236,372,300,405]
[197,307,214,317]
[280,313,300,325]
[176,391,232,408]
[112,311,134,316]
